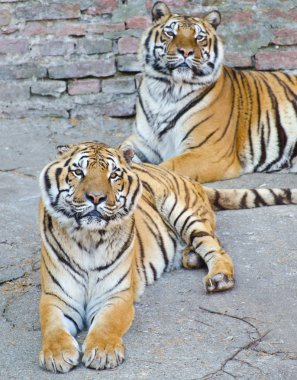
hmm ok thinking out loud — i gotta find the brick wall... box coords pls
[0,0,296,122]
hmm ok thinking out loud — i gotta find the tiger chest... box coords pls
[137,97,187,160]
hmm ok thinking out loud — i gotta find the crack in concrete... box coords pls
[198,306,270,379]
[0,167,21,172]
[253,348,297,361]
[0,240,15,247]
[0,256,40,277]
[1,270,37,328]
[234,358,264,375]
[199,306,261,335]
[0,167,36,179]
[201,331,270,379]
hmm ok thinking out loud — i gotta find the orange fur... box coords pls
[122,2,297,182]
[38,142,297,372]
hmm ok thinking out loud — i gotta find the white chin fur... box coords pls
[79,218,108,230]
[171,67,194,82]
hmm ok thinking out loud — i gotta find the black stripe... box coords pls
[95,228,134,272]
[43,256,75,301]
[188,128,219,150]
[212,189,226,210]
[251,189,267,206]
[203,250,216,263]
[136,227,148,286]
[213,68,236,144]
[168,193,178,219]
[268,189,291,205]
[43,289,82,319]
[149,263,158,281]
[173,207,188,228]
[254,123,267,171]
[180,217,202,238]
[190,230,211,243]
[45,212,88,279]
[138,205,170,271]
[240,192,248,209]
[257,74,287,171]
[181,114,214,143]
[158,82,216,138]
[64,314,80,333]
[213,35,218,59]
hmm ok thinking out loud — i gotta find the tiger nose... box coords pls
[177,47,194,58]
[85,192,107,205]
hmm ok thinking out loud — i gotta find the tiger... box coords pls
[39,141,297,373]
[121,1,297,183]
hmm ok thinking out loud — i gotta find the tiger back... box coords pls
[121,1,297,183]
[38,141,297,373]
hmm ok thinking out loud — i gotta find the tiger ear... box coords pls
[152,1,171,22]
[56,144,72,156]
[204,10,221,29]
[119,144,135,165]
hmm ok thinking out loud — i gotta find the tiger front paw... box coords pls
[39,330,80,373]
[204,272,235,292]
[204,257,235,292]
[82,335,125,370]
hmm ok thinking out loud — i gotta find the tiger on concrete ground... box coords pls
[122,1,297,183]
[39,141,297,372]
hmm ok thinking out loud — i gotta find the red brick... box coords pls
[1,25,19,35]
[24,22,87,37]
[87,22,125,34]
[264,9,297,22]
[126,16,151,29]
[146,0,188,8]
[223,11,254,25]
[0,63,46,79]
[235,30,260,45]
[224,52,252,68]
[102,76,135,94]
[68,79,101,95]
[118,36,139,54]
[15,4,81,21]
[86,0,117,15]
[255,50,297,70]
[0,11,11,27]
[102,98,136,117]
[33,40,75,56]
[0,39,29,55]
[48,56,116,79]
[271,28,297,46]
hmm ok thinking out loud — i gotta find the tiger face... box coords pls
[142,1,224,84]
[40,142,141,230]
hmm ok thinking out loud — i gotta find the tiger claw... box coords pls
[205,273,234,293]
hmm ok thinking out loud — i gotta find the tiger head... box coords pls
[40,142,142,230]
[141,1,224,84]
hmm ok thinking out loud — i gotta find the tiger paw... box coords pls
[182,247,205,269]
[204,272,235,293]
[82,336,125,370]
[39,330,80,373]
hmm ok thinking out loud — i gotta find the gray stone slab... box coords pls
[0,116,297,379]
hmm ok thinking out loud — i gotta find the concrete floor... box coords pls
[1,117,297,380]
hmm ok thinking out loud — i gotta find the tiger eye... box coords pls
[196,35,205,41]
[73,168,84,177]
[110,172,118,179]
[166,31,174,37]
